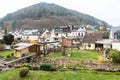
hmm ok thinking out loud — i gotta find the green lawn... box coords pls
[0,69,120,80]
[45,50,101,61]
[0,50,15,61]
[0,50,14,57]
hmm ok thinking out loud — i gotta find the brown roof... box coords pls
[14,46,27,50]
[83,33,103,43]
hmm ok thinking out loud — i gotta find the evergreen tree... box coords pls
[3,34,14,45]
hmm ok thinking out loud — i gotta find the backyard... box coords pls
[0,69,120,80]
[0,49,120,80]
[0,50,15,61]
[45,49,101,61]
[0,50,14,57]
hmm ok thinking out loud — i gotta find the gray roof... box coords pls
[83,33,103,43]
[21,28,47,36]
[114,30,120,34]
[14,43,33,47]
[95,39,119,45]
[87,30,95,33]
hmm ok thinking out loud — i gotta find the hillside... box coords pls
[1,2,109,29]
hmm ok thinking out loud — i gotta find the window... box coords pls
[54,38,58,41]
[81,33,83,37]
[78,33,80,36]
[55,33,58,36]
[88,44,91,47]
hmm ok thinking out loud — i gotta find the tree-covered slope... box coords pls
[1,2,109,29]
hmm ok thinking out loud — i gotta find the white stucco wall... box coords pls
[81,43,95,50]
[112,42,120,51]
[103,44,111,49]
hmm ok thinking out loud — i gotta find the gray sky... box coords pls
[0,0,120,26]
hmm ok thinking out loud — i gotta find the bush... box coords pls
[110,49,120,63]
[6,55,11,58]
[0,44,5,51]
[26,57,31,63]
[19,67,29,77]
[22,63,32,70]
[40,64,57,71]
[5,55,14,61]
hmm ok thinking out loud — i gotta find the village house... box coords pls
[110,27,120,40]
[12,28,49,42]
[51,25,86,42]
[81,33,103,50]
[114,30,120,40]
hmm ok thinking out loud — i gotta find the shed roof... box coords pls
[14,43,33,47]
[95,39,119,45]
[14,46,27,50]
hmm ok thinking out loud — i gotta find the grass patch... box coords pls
[0,50,14,57]
[0,50,15,61]
[45,50,101,61]
[0,69,120,80]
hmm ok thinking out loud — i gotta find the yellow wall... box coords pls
[15,48,29,58]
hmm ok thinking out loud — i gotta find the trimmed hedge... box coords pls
[19,67,29,77]
[40,64,57,71]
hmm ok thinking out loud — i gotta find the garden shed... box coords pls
[14,43,35,57]
[14,46,29,57]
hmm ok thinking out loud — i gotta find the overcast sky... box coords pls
[0,0,120,26]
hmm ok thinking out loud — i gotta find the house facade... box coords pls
[12,28,49,42]
[110,27,120,40]
[51,25,86,42]
[81,33,103,50]
[114,30,120,40]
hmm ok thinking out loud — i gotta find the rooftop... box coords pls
[14,43,33,47]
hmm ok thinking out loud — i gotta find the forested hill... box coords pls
[1,2,109,29]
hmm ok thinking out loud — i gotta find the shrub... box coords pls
[40,64,57,71]
[22,63,32,70]
[110,49,120,63]
[0,44,5,51]
[19,67,29,77]
[11,53,14,56]
[6,55,11,58]
[5,55,14,61]
[98,56,104,63]
[26,57,31,63]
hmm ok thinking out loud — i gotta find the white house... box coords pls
[12,28,49,42]
[51,25,86,42]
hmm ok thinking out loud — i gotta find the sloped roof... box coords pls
[114,30,120,34]
[14,46,27,50]
[110,27,120,38]
[14,43,33,47]
[95,39,119,45]
[83,33,103,43]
